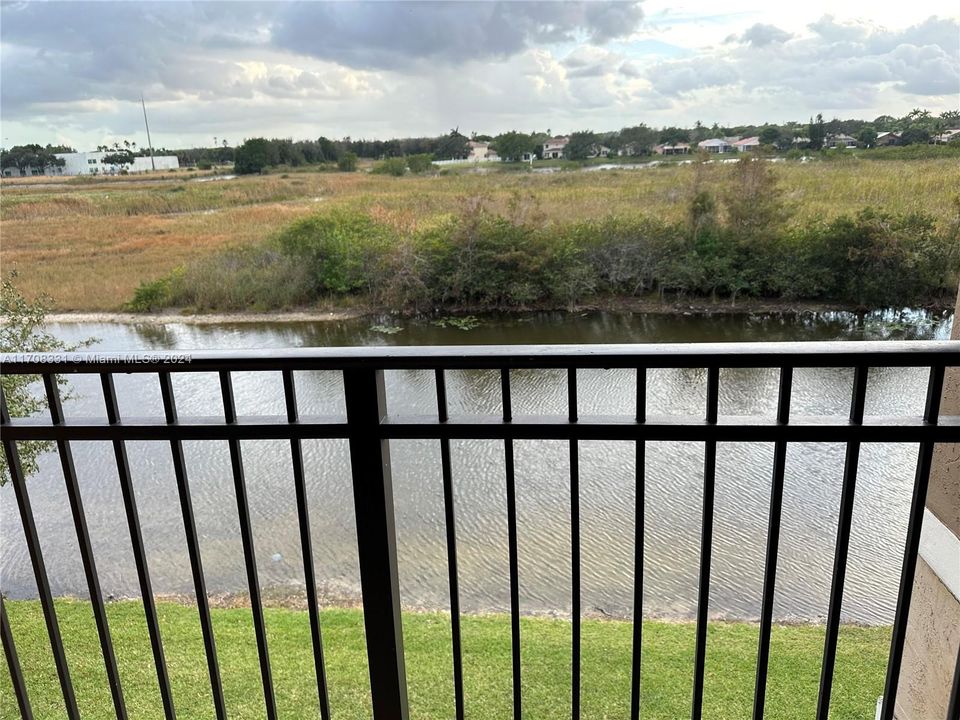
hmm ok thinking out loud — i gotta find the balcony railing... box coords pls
[2,341,959,720]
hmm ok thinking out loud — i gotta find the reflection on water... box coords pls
[0,309,952,624]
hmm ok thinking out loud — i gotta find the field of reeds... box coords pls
[1,155,958,311]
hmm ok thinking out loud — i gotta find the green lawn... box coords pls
[1,600,889,719]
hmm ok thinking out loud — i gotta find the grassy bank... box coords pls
[1,599,890,719]
[132,162,959,314]
[1,156,958,311]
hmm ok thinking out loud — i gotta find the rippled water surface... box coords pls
[1,309,953,624]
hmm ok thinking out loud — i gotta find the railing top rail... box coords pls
[1,340,957,374]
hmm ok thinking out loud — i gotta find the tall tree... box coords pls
[758,126,781,146]
[857,127,878,148]
[234,138,273,174]
[435,129,470,160]
[491,131,534,161]
[808,114,826,150]
[0,144,66,174]
[565,131,599,160]
[617,124,657,155]
[659,127,690,145]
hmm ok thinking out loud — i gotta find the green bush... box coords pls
[371,157,408,176]
[128,276,173,311]
[406,154,435,173]
[337,152,358,172]
[277,209,393,295]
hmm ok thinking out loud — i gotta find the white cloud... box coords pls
[0,1,957,150]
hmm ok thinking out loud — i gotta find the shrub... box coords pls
[276,209,393,294]
[337,152,358,172]
[406,154,435,174]
[372,157,408,176]
[128,276,173,311]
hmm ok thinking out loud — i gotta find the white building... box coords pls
[733,136,761,152]
[698,138,735,153]
[542,136,569,159]
[59,151,180,175]
[2,151,180,177]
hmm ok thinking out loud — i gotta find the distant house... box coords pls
[466,141,499,162]
[791,136,811,146]
[932,128,960,144]
[542,136,569,159]
[875,131,901,147]
[589,144,611,158]
[698,138,734,153]
[825,134,858,148]
[653,143,690,156]
[733,136,761,152]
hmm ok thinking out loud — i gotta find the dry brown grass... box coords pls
[2,158,956,310]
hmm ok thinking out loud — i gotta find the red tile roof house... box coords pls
[733,136,761,152]
[542,136,570,159]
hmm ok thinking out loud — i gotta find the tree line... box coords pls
[4,107,957,175]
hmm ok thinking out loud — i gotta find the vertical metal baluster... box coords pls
[435,369,465,720]
[569,369,581,719]
[631,367,647,720]
[879,364,945,720]
[1,388,78,719]
[501,368,522,720]
[691,366,719,720]
[342,368,409,720]
[43,375,127,720]
[219,371,276,720]
[282,370,331,720]
[0,388,80,720]
[101,373,176,720]
[816,365,869,720]
[1,596,33,719]
[158,372,227,720]
[753,367,793,720]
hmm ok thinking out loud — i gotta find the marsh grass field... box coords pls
[1,599,890,720]
[1,156,958,311]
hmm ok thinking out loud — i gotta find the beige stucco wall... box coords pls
[895,558,960,719]
[894,288,960,719]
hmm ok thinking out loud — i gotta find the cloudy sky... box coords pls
[1,1,958,150]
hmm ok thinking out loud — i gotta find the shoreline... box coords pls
[14,591,872,627]
[43,297,954,326]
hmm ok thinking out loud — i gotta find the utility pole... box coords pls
[141,94,155,171]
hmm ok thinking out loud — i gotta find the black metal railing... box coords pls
[2,341,959,720]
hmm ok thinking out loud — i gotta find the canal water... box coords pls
[0,309,953,624]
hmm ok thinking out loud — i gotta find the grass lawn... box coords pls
[1,599,890,720]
